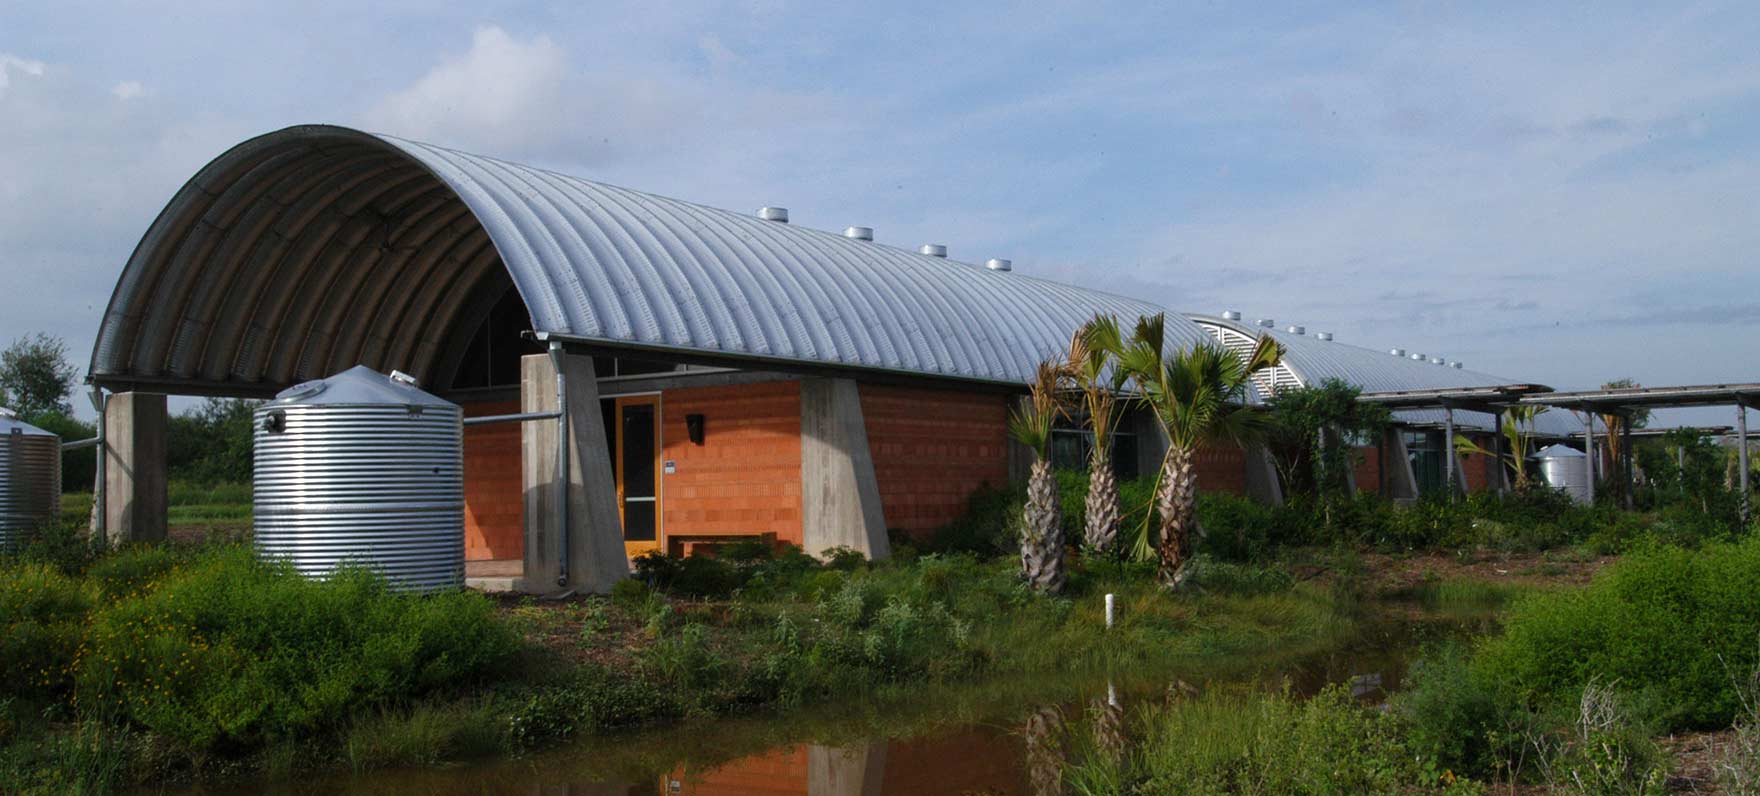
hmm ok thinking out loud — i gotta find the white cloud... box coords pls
[0,53,46,95]
[110,80,144,100]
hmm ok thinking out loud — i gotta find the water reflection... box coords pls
[163,616,1474,796]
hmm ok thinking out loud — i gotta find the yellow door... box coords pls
[615,396,662,557]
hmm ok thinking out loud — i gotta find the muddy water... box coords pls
[170,615,1478,796]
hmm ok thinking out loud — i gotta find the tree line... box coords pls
[1,334,258,491]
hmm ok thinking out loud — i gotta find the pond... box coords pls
[168,610,1482,796]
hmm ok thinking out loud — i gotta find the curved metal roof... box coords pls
[92,124,1205,392]
[1188,315,1589,437]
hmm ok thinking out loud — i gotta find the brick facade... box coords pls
[1193,444,1248,495]
[860,384,1012,536]
[659,380,804,546]
[1353,444,1383,494]
[460,398,523,561]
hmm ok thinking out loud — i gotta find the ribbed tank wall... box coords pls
[253,403,464,592]
[1538,454,1589,505]
[0,433,61,549]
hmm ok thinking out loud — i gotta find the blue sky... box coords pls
[2,1,1757,426]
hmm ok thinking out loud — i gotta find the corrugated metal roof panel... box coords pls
[90,125,1209,390]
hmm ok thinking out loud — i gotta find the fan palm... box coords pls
[1108,314,1282,588]
[1066,315,1130,554]
[1008,360,1069,593]
[1454,405,1547,490]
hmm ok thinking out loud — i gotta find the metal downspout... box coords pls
[549,341,570,587]
[1493,411,1507,495]
[90,386,107,546]
[1583,407,1596,505]
[1443,406,1456,500]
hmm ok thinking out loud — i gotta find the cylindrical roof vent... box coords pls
[1256,318,1275,328]
[919,244,947,258]
[254,365,464,593]
[758,206,789,222]
[1450,361,1464,369]
[843,226,873,240]
[1390,348,1406,357]
[1410,353,1426,361]
[985,258,1012,271]
[1316,332,1334,341]
[1221,310,1243,321]
[1430,356,1445,365]
[0,407,60,550]
[1286,325,1305,335]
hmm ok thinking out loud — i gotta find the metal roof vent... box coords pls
[758,206,789,222]
[1410,353,1426,361]
[1390,348,1405,357]
[1221,310,1242,321]
[1286,325,1305,335]
[1450,361,1464,369]
[1256,318,1275,328]
[1316,332,1333,341]
[919,244,947,258]
[1430,356,1445,365]
[843,226,873,241]
[985,258,1012,272]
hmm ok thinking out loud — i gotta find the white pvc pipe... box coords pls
[1104,593,1115,629]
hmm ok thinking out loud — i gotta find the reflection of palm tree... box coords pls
[1089,692,1125,764]
[1023,707,1066,796]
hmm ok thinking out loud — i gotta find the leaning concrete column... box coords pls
[101,391,167,545]
[1243,444,1284,506]
[521,352,627,594]
[800,378,889,560]
[1385,428,1420,501]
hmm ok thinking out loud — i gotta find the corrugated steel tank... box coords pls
[0,408,61,549]
[1535,444,1590,505]
[253,366,463,592]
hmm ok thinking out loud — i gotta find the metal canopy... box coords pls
[1356,384,1553,411]
[1521,383,1760,410]
[91,124,1209,395]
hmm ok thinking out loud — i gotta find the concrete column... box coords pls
[521,353,627,594]
[1243,444,1284,506]
[1385,428,1420,502]
[800,378,889,560]
[808,742,888,796]
[100,391,166,545]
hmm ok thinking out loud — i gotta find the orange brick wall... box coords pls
[660,381,804,546]
[860,384,1012,535]
[1460,434,1502,492]
[461,399,523,561]
[1354,444,1383,494]
[1194,444,1248,495]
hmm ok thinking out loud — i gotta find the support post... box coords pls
[1386,428,1420,502]
[1621,413,1634,511]
[1244,443,1284,506]
[520,352,627,594]
[1583,408,1596,505]
[1443,406,1457,500]
[101,392,166,545]
[1493,411,1509,495]
[800,378,890,560]
[1739,398,1751,524]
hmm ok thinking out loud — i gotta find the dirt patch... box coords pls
[1358,549,1615,593]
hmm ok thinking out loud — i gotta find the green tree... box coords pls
[1065,315,1129,554]
[1008,360,1068,594]
[1262,379,1391,499]
[1108,314,1282,588]
[1455,405,1549,491]
[167,398,260,484]
[0,333,78,420]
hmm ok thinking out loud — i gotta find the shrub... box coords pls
[1398,644,1526,779]
[1476,538,1760,730]
[0,562,93,702]
[72,546,519,752]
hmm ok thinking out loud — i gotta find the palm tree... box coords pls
[1066,315,1130,554]
[1108,314,1282,589]
[1454,405,1547,490]
[1008,360,1068,593]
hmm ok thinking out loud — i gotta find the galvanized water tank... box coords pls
[0,408,61,549]
[253,366,463,592]
[1534,444,1590,504]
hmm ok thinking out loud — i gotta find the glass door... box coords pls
[615,396,661,557]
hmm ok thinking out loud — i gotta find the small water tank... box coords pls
[0,408,61,549]
[1534,444,1590,504]
[253,366,463,592]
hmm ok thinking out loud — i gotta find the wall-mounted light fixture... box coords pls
[686,413,706,445]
